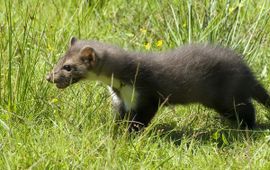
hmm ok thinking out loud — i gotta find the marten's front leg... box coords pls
[109,87,127,120]
[110,87,158,131]
[128,98,159,131]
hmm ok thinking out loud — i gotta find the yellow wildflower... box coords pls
[145,42,151,50]
[156,40,163,48]
[229,7,235,13]
[140,28,147,34]
[51,98,59,104]
[183,22,187,28]
[47,44,55,52]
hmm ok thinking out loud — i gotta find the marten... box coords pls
[46,37,270,131]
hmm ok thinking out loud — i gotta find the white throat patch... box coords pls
[119,85,137,110]
[87,72,138,110]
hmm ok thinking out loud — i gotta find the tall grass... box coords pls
[0,0,270,169]
[5,0,13,111]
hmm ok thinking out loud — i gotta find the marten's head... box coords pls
[46,37,97,89]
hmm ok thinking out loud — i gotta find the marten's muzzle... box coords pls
[46,72,80,89]
[46,73,53,83]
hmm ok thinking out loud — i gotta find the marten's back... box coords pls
[134,44,256,105]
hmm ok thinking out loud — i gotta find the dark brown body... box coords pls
[47,38,270,131]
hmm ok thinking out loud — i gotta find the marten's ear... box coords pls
[79,46,96,67]
[70,37,77,46]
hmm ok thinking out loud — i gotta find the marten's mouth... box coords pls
[56,83,69,89]
[55,77,80,89]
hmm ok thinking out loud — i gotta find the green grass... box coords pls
[1,0,270,169]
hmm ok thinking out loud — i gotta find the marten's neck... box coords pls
[87,49,142,89]
[86,49,141,110]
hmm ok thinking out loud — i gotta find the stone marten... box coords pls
[46,37,270,131]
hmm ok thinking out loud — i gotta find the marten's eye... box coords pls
[63,65,72,71]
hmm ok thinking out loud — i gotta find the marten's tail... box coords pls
[252,82,270,108]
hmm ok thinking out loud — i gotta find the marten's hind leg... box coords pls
[214,98,256,129]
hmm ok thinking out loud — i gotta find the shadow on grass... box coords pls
[256,122,270,130]
[151,122,270,146]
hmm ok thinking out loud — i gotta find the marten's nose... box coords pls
[46,74,52,82]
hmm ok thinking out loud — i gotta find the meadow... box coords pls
[0,0,270,169]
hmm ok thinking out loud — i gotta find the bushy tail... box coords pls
[252,83,270,108]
